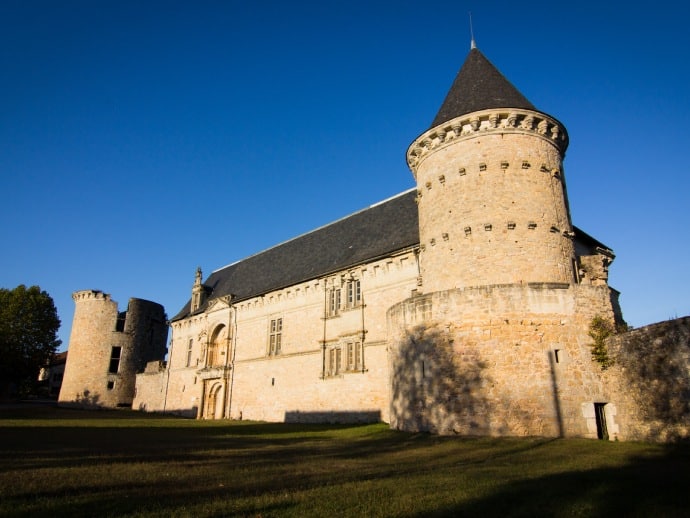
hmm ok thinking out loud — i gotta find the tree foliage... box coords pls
[0,285,61,398]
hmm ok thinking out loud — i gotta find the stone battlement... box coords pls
[72,290,112,302]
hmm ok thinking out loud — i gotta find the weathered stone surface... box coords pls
[59,290,167,409]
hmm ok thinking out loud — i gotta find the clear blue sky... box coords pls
[1,1,688,350]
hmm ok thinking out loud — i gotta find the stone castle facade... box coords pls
[60,45,689,441]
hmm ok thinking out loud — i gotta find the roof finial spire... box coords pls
[469,11,476,49]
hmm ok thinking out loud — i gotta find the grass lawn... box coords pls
[1,405,689,517]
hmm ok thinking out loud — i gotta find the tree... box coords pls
[0,285,61,398]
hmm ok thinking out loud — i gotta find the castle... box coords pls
[59,44,690,441]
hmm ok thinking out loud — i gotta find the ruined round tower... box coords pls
[58,290,168,409]
[407,47,575,293]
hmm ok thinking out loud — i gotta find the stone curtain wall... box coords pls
[603,317,690,442]
[133,362,168,413]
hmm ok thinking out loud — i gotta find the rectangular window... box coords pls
[329,288,341,316]
[269,318,282,355]
[185,339,193,367]
[115,312,126,332]
[329,348,336,376]
[327,346,344,376]
[109,346,122,374]
[346,280,361,308]
[345,342,362,371]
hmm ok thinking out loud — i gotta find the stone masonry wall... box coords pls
[59,291,167,409]
[409,109,575,293]
[133,362,167,412]
[156,249,420,422]
[59,290,123,407]
[601,317,690,442]
[388,283,620,437]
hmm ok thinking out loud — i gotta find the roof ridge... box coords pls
[212,188,417,274]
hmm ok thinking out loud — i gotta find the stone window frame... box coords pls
[268,317,283,356]
[325,339,363,378]
[185,338,193,367]
[327,345,342,377]
[346,279,361,309]
[328,287,342,317]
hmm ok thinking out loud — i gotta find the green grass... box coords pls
[1,405,689,517]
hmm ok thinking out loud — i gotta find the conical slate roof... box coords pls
[430,47,536,128]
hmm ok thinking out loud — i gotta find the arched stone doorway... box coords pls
[205,382,225,419]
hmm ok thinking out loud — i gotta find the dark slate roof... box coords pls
[430,47,536,129]
[574,226,615,259]
[172,183,613,321]
[172,189,419,321]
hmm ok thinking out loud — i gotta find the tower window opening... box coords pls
[109,346,122,374]
[115,312,126,332]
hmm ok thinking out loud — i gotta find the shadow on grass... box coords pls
[408,444,690,517]
[2,407,690,517]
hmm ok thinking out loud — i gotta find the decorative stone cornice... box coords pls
[197,365,231,380]
[407,109,568,174]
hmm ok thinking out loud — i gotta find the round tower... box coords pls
[59,290,167,409]
[407,48,576,293]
